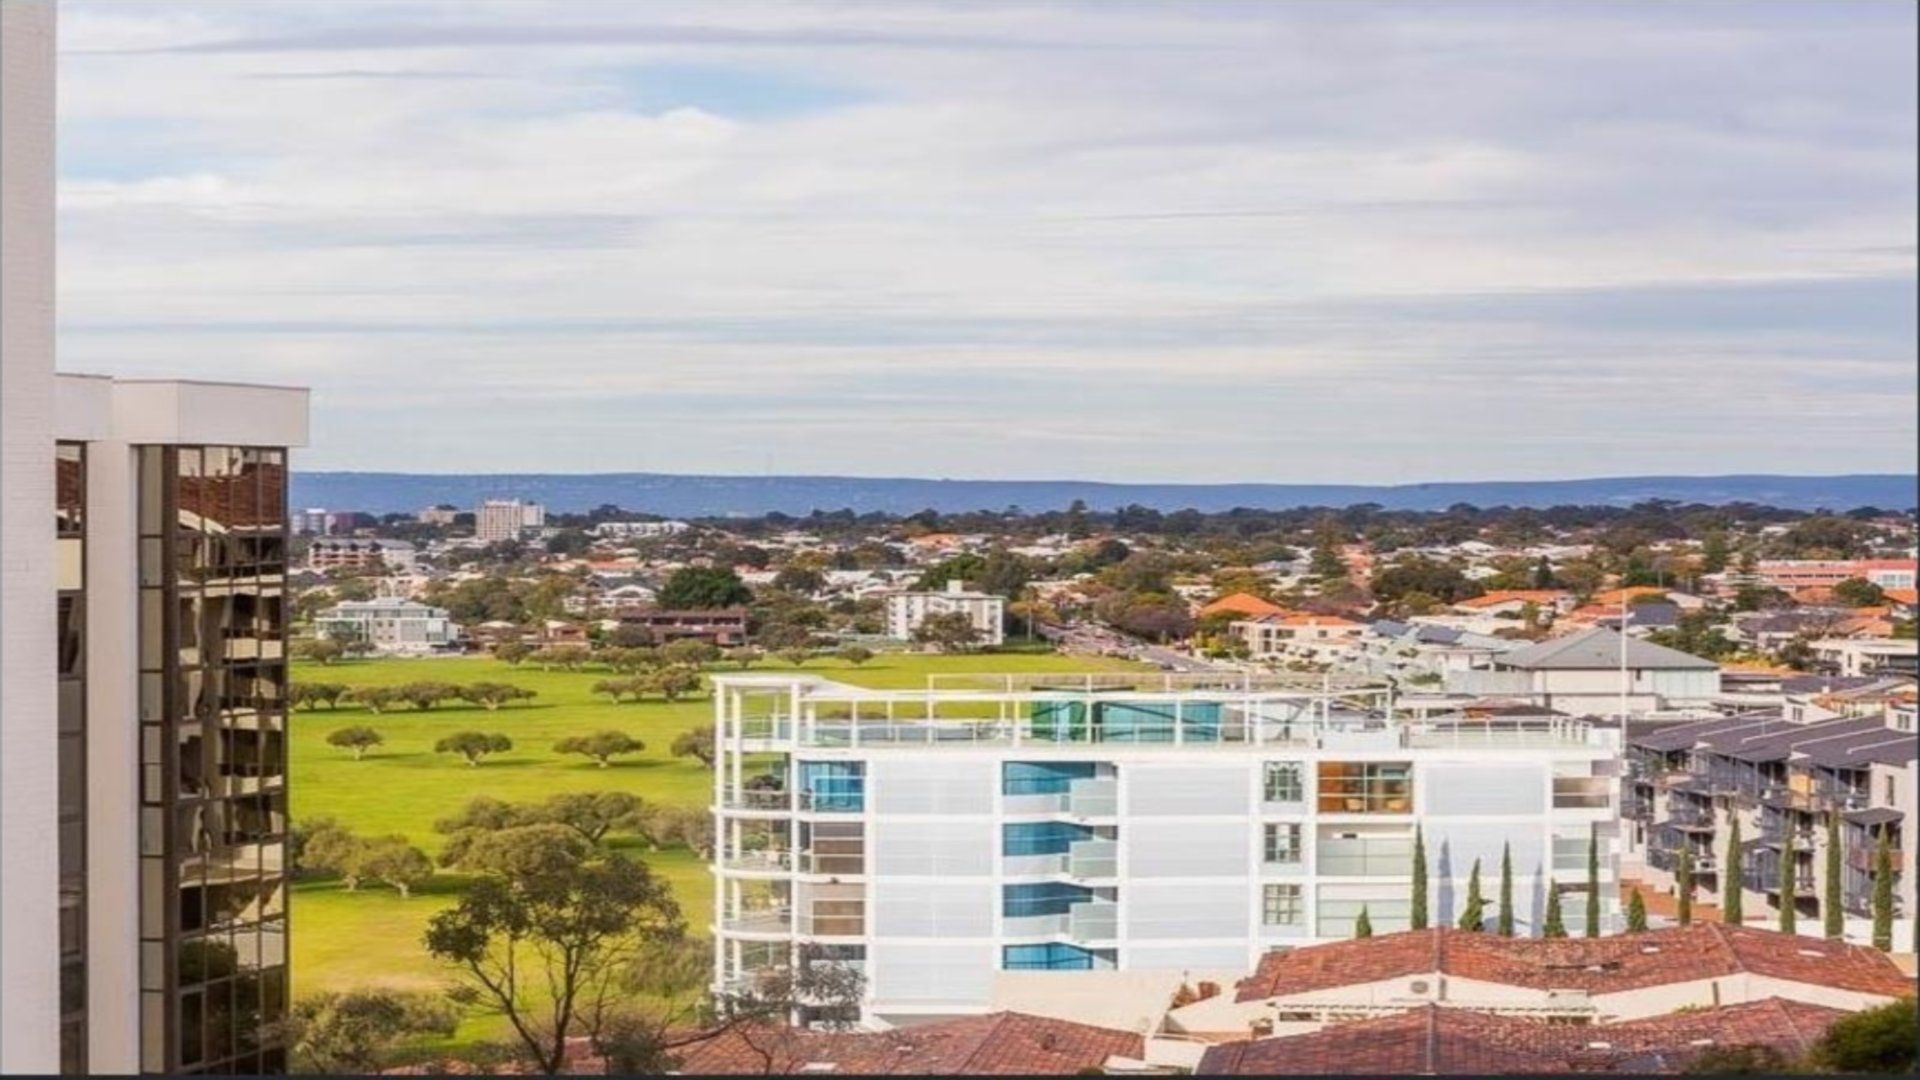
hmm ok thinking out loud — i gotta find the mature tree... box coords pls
[671,726,715,769]
[553,731,645,768]
[1723,817,1744,925]
[434,731,513,766]
[1676,848,1695,927]
[358,836,434,898]
[1410,826,1428,930]
[494,641,533,666]
[1542,882,1567,938]
[345,686,403,714]
[836,645,875,667]
[1831,577,1888,607]
[462,682,537,711]
[650,666,703,702]
[912,610,982,652]
[1586,830,1601,938]
[1496,843,1515,937]
[1626,889,1648,932]
[1809,997,1918,1074]
[1458,859,1485,931]
[294,637,346,665]
[1871,829,1894,950]
[1779,825,1798,934]
[281,989,459,1074]
[660,638,721,668]
[423,854,684,1075]
[658,566,752,610]
[1354,906,1373,939]
[1824,813,1844,940]
[325,726,384,760]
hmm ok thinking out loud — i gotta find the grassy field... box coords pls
[288,649,1145,1036]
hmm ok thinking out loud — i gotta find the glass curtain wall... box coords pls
[137,446,290,1075]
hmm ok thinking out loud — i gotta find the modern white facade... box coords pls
[313,598,458,654]
[884,579,1006,646]
[709,672,1622,1028]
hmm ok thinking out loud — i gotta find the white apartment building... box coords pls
[5,15,308,1070]
[709,672,1622,1030]
[313,598,458,655]
[884,579,1006,646]
[474,498,543,543]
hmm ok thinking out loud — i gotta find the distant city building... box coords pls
[306,537,417,574]
[314,598,459,655]
[475,498,544,543]
[592,519,691,539]
[709,671,1622,1028]
[886,579,1006,645]
[613,607,749,646]
[415,503,460,526]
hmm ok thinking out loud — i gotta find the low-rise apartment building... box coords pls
[885,580,1006,646]
[313,598,459,655]
[1621,710,1914,942]
[708,671,1622,1029]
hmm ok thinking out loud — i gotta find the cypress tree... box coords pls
[1355,905,1374,939]
[1543,881,1567,938]
[1458,858,1485,931]
[1585,829,1601,937]
[1823,813,1844,940]
[1410,826,1428,931]
[1626,888,1648,932]
[1723,817,1744,925]
[1676,847,1694,927]
[1871,829,1893,951]
[1497,842,1515,937]
[1779,823,1798,934]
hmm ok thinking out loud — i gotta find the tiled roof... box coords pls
[1498,627,1717,671]
[1197,998,1846,1076]
[668,1012,1144,1075]
[1233,925,1914,1003]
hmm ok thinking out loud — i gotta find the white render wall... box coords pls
[715,730,1622,1023]
[1,1,60,1070]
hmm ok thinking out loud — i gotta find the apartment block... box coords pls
[884,579,1006,646]
[709,672,1622,1029]
[1622,710,1915,942]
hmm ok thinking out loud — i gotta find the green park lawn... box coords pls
[288,648,1145,1046]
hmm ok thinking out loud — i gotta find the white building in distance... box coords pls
[474,498,544,543]
[885,579,1007,646]
[708,671,1621,1029]
[313,598,459,655]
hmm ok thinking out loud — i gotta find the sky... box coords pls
[55,1,1919,483]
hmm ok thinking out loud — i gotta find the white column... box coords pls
[0,2,60,1070]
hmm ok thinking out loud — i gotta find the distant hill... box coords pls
[290,471,1917,517]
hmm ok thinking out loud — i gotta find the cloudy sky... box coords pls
[56,1,1917,482]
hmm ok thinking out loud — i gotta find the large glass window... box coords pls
[1263,823,1303,864]
[1317,762,1414,813]
[1264,762,1305,803]
[1262,884,1303,926]
[56,443,87,1075]
[138,445,289,1075]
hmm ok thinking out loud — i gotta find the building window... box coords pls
[1264,762,1304,803]
[1317,762,1414,813]
[1263,823,1302,864]
[55,442,87,1075]
[137,446,290,1075]
[1263,884,1303,926]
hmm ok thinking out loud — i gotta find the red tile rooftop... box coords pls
[1197,998,1847,1075]
[1234,925,1915,1003]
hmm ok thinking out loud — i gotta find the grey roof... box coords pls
[1497,627,1718,671]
